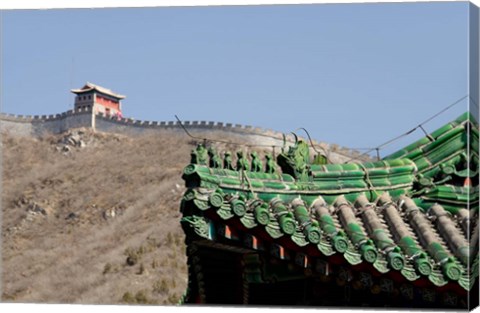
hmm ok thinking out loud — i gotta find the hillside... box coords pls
[1,127,305,304]
[1,126,362,304]
[1,129,195,304]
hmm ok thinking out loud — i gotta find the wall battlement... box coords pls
[0,109,368,162]
[94,112,285,139]
[1,107,93,122]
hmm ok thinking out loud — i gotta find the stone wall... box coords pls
[0,109,369,162]
[0,108,93,137]
[94,113,289,147]
[0,117,34,137]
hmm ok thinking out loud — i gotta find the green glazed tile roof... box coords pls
[180,112,479,291]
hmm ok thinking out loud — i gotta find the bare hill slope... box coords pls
[2,129,194,304]
[1,127,360,304]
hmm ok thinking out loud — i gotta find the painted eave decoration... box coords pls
[180,112,479,295]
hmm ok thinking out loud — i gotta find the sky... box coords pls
[1,2,473,156]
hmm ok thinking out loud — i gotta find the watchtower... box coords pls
[71,82,125,117]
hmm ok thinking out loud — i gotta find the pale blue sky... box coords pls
[1,2,472,156]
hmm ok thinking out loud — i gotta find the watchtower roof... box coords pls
[70,82,126,99]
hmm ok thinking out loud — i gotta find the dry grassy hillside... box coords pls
[1,127,356,305]
[1,129,197,304]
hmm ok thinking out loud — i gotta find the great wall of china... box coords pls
[0,107,369,163]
